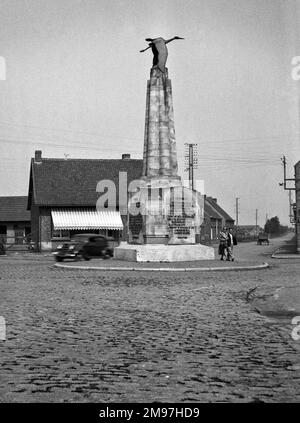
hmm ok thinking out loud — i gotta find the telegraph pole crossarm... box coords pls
[280,156,295,190]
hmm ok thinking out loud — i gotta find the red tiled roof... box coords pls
[206,197,234,222]
[204,199,222,220]
[0,196,31,222]
[28,158,143,207]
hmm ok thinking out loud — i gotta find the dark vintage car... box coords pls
[53,234,114,262]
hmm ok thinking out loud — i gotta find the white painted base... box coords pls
[41,242,52,251]
[114,242,215,262]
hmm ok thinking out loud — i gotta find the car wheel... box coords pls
[103,249,112,259]
[55,256,63,262]
[83,254,90,261]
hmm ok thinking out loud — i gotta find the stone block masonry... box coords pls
[142,67,178,178]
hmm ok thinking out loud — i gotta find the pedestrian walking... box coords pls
[226,227,237,261]
[218,227,228,260]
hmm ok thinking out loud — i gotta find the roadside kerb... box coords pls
[271,247,300,259]
[54,262,269,272]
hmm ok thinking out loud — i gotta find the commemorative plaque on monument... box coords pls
[115,37,215,262]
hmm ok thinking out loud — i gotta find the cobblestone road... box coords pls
[0,236,300,402]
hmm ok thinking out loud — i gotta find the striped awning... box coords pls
[51,209,123,230]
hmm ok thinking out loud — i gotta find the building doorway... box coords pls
[14,225,24,245]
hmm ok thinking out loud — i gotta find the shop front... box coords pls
[50,209,123,250]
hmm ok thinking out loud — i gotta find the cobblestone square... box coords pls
[0,237,300,402]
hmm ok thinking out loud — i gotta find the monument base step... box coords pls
[114,242,215,262]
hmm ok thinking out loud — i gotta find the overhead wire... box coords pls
[0,120,297,173]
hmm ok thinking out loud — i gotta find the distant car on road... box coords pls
[257,232,269,245]
[53,234,114,262]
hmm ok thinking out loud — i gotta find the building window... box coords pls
[52,229,70,239]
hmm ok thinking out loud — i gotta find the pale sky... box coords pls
[0,0,299,225]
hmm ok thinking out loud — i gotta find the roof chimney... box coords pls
[122,154,131,160]
[34,150,42,163]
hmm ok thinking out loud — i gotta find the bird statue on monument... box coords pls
[140,36,184,73]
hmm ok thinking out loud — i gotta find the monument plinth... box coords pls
[114,37,214,261]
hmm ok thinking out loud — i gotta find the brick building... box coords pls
[27,151,143,251]
[27,150,234,250]
[200,196,235,244]
[0,196,31,248]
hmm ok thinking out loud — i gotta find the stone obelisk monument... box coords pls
[114,37,215,261]
[142,66,178,179]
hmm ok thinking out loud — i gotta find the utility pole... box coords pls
[189,144,193,190]
[255,209,258,236]
[289,190,292,223]
[235,198,239,228]
[184,143,198,190]
[280,156,295,191]
[280,156,296,226]
[288,190,296,225]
